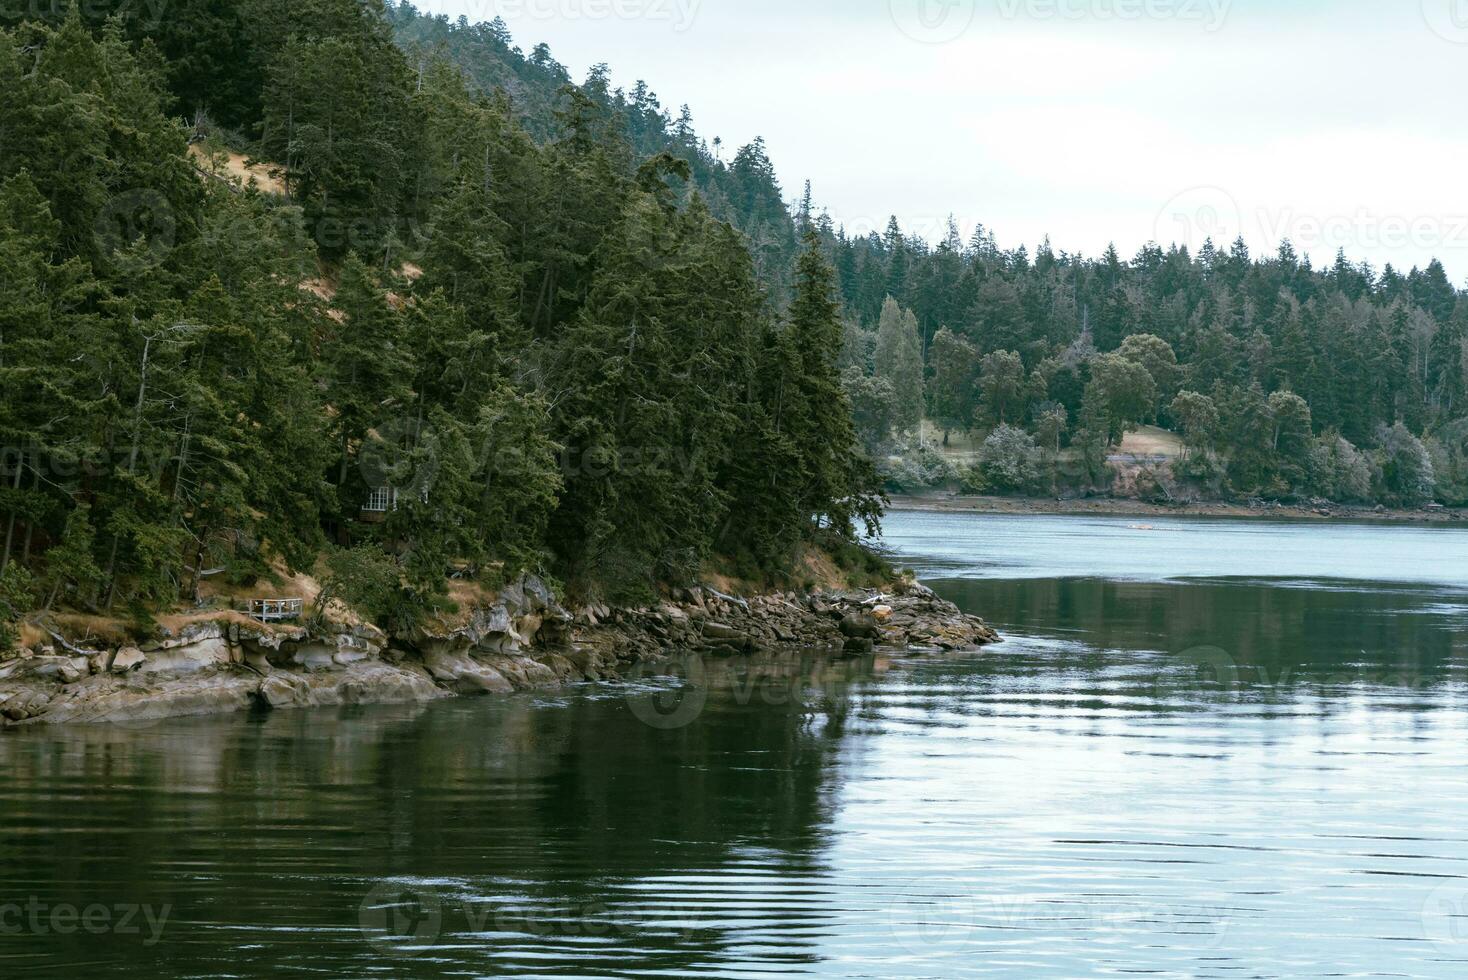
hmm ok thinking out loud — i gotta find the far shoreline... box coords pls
[886,493,1468,526]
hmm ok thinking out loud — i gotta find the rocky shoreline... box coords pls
[0,578,998,727]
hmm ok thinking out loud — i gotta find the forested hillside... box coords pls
[382,3,1467,509]
[0,2,881,648]
[832,222,1467,507]
[385,2,800,300]
[2,0,1464,651]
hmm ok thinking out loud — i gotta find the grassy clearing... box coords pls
[1118,425,1184,457]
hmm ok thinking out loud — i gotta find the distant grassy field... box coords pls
[922,421,1183,460]
[922,421,983,456]
[1117,425,1184,458]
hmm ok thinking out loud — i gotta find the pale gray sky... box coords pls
[418,0,1468,280]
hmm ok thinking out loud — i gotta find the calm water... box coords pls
[4,512,1468,978]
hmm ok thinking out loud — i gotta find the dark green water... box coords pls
[3,511,1468,978]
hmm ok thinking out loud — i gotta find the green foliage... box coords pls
[1118,333,1181,419]
[381,4,1468,518]
[7,0,1466,638]
[740,250,874,555]
[1426,422,1468,506]
[40,505,104,612]
[976,424,1043,495]
[1374,423,1436,507]
[1267,390,1314,491]
[879,441,954,494]
[927,327,981,437]
[1174,448,1227,494]
[874,297,923,435]
[1171,391,1219,456]
[0,7,886,628]
[1083,353,1156,445]
[315,544,407,631]
[0,562,35,652]
[1309,434,1374,504]
[843,369,898,453]
[978,350,1029,427]
[257,2,416,258]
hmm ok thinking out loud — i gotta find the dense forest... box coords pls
[0,0,881,648]
[1,0,1465,651]
[380,3,1467,509]
[828,220,1467,508]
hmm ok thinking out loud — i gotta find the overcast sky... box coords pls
[417,0,1468,281]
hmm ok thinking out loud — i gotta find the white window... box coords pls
[364,486,397,513]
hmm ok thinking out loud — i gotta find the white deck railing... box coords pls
[249,598,305,622]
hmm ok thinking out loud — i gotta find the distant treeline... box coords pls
[825,221,1466,507]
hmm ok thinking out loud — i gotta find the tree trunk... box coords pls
[104,331,154,610]
[187,527,209,606]
[21,465,38,564]
[1,453,24,572]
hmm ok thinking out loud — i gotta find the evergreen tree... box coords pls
[928,328,981,440]
[874,297,924,435]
